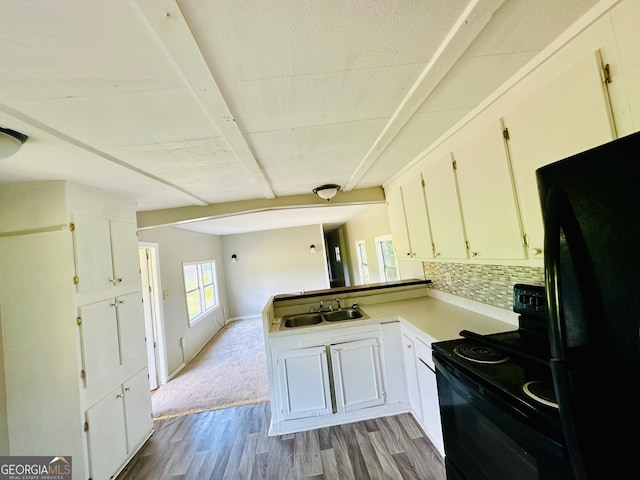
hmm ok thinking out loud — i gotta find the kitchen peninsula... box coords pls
[261,279,516,453]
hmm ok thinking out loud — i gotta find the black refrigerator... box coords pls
[536,131,640,479]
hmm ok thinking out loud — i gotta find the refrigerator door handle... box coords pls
[543,186,598,362]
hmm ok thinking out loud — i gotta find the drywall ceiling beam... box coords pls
[136,186,386,229]
[344,0,506,191]
[135,0,276,200]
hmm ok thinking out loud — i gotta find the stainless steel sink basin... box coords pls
[282,313,323,328]
[280,307,368,329]
[323,308,364,322]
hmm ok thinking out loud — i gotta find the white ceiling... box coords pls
[0,0,601,234]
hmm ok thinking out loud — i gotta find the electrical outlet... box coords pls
[445,272,453,287]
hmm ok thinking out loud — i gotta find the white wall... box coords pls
[222,224,329,319]
[342,203,393,285]
[137,227,229,376]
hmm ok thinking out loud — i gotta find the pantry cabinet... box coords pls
[503,51,615,256]
[86,368,153,480]
[73,214,141,293]
[0,182,152,480]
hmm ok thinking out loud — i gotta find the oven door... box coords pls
[434,355,572,480]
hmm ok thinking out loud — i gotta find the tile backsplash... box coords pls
[423,261,544,310]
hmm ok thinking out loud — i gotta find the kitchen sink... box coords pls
[280,307,368,329]
[323,308,364,322]
[282,313,323,328]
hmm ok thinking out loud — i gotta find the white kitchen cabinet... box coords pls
[402,174,434,259]
[401,327,444,457]
[453,122,526,260]
[73,215,140,293]
[386,186,412,258]
[274,345,333,421]
[274,336,385,421]
[414,338,444,456]
[86,386,128,480]
[117,291,148,371]
[402,332,422,421]
[123,368,154,452]
[268,324,392,434]
[331,337,385,413]
[0,182,152,479]
[86,368,153,480]
[78,291,147,404]
[421,154,468,259]
[386,176,434,259]
[78,298,122,391]
[503,51,615,256]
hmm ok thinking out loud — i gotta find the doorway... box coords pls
[324,226,350,288]
[138,242,168,390]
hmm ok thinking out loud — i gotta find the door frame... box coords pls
[138,242,168,388]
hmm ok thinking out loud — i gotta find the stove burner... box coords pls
[453,343,510,364]
[523,381,559,409]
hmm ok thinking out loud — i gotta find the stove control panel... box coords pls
[513,284,547,318]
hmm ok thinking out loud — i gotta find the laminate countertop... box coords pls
[362,296,515,345]
[270,294,516,345]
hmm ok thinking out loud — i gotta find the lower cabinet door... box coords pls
[123,368,153,452]
[86,387,127,480]
[331,337,385,413]
[417,357,445,456]
[402,333,423,421]
[275,345,333,420]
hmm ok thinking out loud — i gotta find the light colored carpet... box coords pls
[151,317,270,419]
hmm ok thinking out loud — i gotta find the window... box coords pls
[355,240,370,284]
[183,260,218,325]
[375,235,399,282]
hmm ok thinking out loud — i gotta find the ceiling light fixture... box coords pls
[0,127,28,160]
[309,244,316,253]
[312,184,341,201]
[231,254,238,263]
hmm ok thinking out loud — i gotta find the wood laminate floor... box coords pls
[116,401,446,480]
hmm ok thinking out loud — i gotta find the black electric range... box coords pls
[432,284,573,480]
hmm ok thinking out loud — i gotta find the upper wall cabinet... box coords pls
[502,51,615,256]
[73,215,141,292]
[386,179,433,259]
[452,121,526,260]
[386,186,412,259]
[402,174,434,259]
[422,154,468,259]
